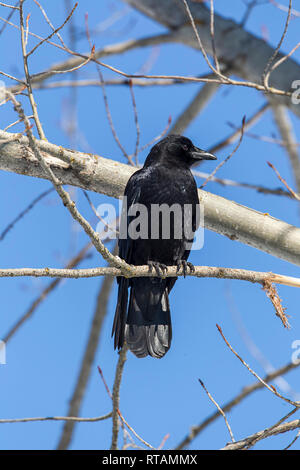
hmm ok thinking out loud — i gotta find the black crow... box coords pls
[112,135,216,358]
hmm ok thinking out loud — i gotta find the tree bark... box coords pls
[123,0,300,116]
[2,129,300,266]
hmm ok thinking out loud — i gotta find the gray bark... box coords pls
[123,0,300,116]
[1,129,300,266]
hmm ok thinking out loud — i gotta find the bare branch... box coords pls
[5,92,132,274]
[0,2,19,8]
[208,103,269,154]
[123,0,300,117]
[0,413,112,424]
[267,160,300,200]
[176,359,300,449]
[128,79,141,165]
[193,169,294,199]
[111,345,128,450]
[169,81,220,135]
[222,417,300,450]
[19,0,46,140]
[200,116,246,189]
[26,2,78,57]
[57,261,115,449]
[209,0,220,74]
[97,361,154,449]
[1,264,300,288]
[216,324,299,408]
[198,378,235,443]
[6,31,177,92]
[180,0,227,82]
[0,186,54,241]
[270,102,300,195]
[262,0,292,90]
[242,407,298,450]
[3,242,92,343]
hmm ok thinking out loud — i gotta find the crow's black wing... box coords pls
[118,170,142,263]
[112,170,142,349]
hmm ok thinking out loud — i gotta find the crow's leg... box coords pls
[176,260,195,278]
[147,261,168,277]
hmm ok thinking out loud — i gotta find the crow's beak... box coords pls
[190,147,217,161]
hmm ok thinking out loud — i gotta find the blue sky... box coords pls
[1,0,300,450]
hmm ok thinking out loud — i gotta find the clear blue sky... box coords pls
[1,0,300,450]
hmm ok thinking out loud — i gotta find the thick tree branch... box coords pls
[123,0,300,117]
[2,129,300,266]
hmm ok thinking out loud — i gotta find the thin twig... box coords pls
[3,114,34,131]
[193,169,294,198]
[225,284,299,401]
[6,90,132,275]
[216,324,300,407]
[27,2,78,57]
[209,103,269,154]
[0,187,54,241]
[128,115,172,160]
[3,242,92,343]
[82,191,119,235]
[243,407,298,450]
[0,69,26,85]
[283,429,300,450]
[181,0,228,82]
[2,265,300,289]
[129,79,140,165]
[97,360,154,449]
[270,102,300,196]
[262,0,292,91]
[19,0,46,140]
[200,116,246,189]
[32,0,69,49]
[267,39,300,80]
[49,45,95,75]
[0,1,19,9]
[222,417,300,450]
[227,123,300,148]
[0,0,18,36]
[269,0,300,16]
[209,0,220,74]
[169,81,220,135]
[56,255,116,450]
[1,10,295,99]
[198,378,235,443]
[111,345,128,450]
[267,161,300,200]
[84,13,134,166]
[176,359,300,449]
[0,413,112,424]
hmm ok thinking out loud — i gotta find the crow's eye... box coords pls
[182,144,188,151]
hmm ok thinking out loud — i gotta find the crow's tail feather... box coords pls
[112,276,129,350]
[124,278,172,359]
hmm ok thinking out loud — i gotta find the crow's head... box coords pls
[145,134,217,168]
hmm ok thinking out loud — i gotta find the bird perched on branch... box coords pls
[112,134,216,358]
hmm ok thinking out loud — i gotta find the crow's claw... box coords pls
[147,261,168,277]
[176,260,195,278]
